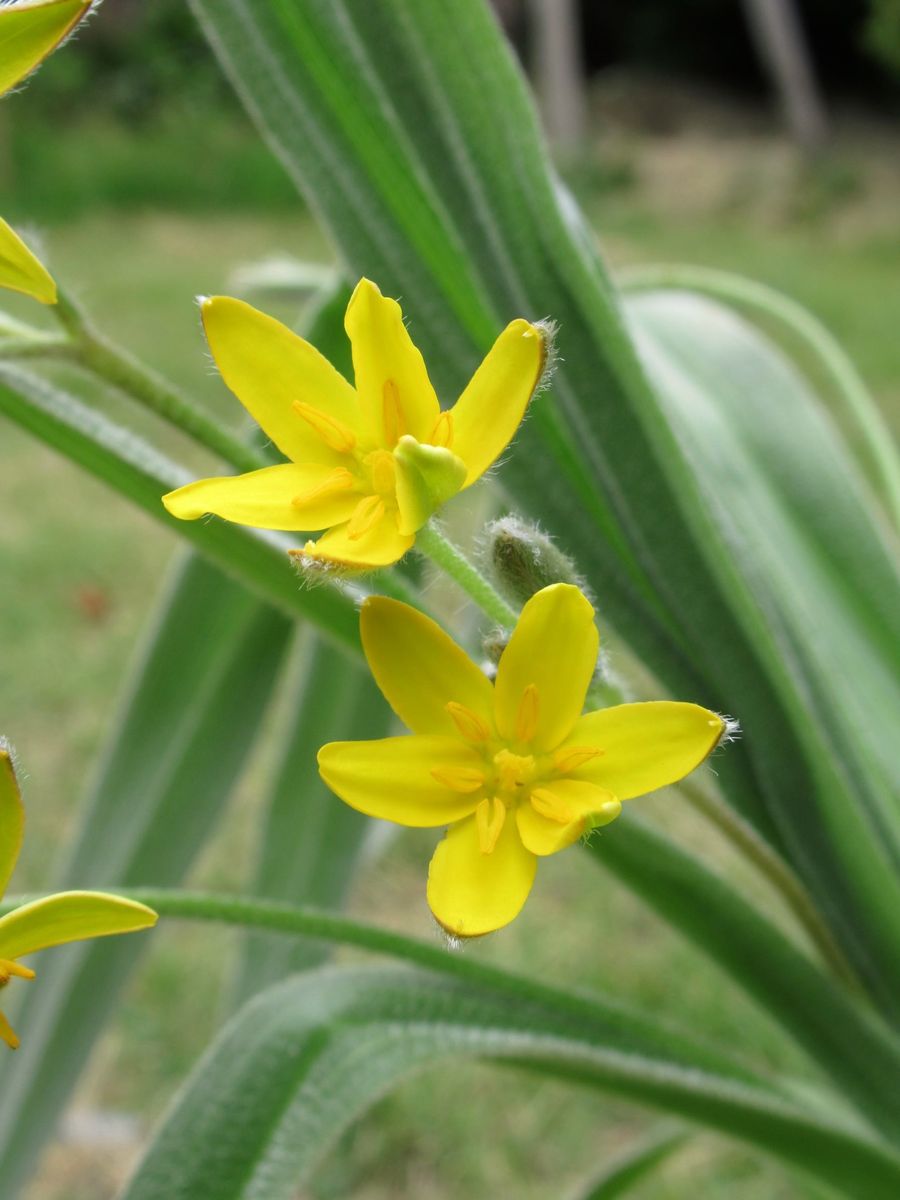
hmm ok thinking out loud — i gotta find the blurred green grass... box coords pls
[3,156,897,1197]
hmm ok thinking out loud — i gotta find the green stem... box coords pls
[52,287,267,476]
[677,777,862,992]
[0,334,70,360]
[619,264,900,531]
[417,519,518,625]
[0,889,674,1037]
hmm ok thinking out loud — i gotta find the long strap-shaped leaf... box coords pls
[0,365,360,649]
[119,966,900,1200]
[189,0,900,1006]
[0,551,291,1196]
[231,634,389,1005]
[592,814,900,1141]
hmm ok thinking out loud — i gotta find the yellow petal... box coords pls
[344,278,440,446]
[449,319,545,486]
[517,780,620,856]
[299,509,414,570]
[360,596,494,736]
[162,462,360,531]
[494,584,598,751]
[562,702,726,800]
[0,0,90,97]
[0,217,56,303]
[201,296,359,465]
[393,435,467,535]
[426,810,536,937]
[318,735,484,827]
[0,746,23,899]
[0,891,156,961]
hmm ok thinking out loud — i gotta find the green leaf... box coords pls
[120,966,900,1200]
[231,634,390,1005]
[0,552,292,1195]
[624,291,900,1014]
[0,364,361,652]
[592,813,900,1142]
[567,1125,686,1200]
[188,0,900,1009]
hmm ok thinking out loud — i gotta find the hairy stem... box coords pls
[52,286,267,475]
[417,519,518,625]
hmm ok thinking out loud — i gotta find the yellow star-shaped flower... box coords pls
[319,585,728,936]
[162,279,547,570]
[0,746,156,1049]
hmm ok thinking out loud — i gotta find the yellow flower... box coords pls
[0,216,56,303]
[162,279,546,569]
[319,585,727,936]
[0,0,92,97]
[0,0,92,303]
[0,745,157,1049]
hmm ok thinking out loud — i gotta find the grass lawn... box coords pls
[3,143,896,1198]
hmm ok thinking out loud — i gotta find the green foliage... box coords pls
[866,0,900,76]
[119,965,900,1200]
[2,0,900,1195]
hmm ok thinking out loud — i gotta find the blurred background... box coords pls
[2,2,898,1197]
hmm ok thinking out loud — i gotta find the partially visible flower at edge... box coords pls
[318,584,730,937]
[162,278,548,570]
[0,0,93,304]
[0,216,56,304]
[0,0,92,97]
[0,744,157,1049]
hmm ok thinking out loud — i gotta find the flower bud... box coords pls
[484,516,586,609]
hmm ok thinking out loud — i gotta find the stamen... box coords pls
[445,701,491,742]
[0,958,35,984]
[431,766,485,793]
[476,796,506,854]
[291,468,355,510]
[429,411,454,449]
[293,401,357,453]
[367,449,396,496]
[382,379,406,447]
[553,746,604,774]
[530,787,575,825]
[515,684,540,743]
[346,495,385,541]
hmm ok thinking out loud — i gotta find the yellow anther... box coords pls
[0,959,35,986]
[515,683,540,743]
[382,378,406,447]
[346,495,385,541]
[530,787,575,825]
[429,410,454,449]
[445,701,492,742]
[476,796,506,855]
[430,766,486,793]
[293,401,357,453]
[291,468,356,510]
[553,745,604,774]
[367,449,396,496]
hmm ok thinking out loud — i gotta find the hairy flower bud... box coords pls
[484,516,586,609]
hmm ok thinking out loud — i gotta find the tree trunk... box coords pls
[742,0,829,151]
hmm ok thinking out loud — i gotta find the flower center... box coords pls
[492,748,537,795]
